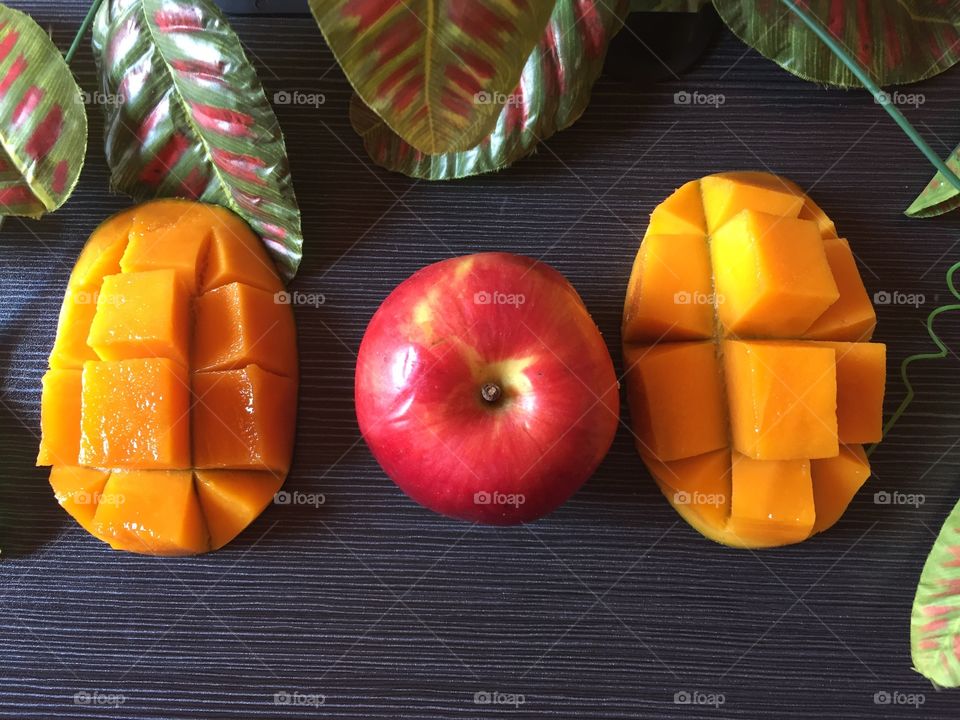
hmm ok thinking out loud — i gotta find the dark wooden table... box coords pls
[2,3,960,718]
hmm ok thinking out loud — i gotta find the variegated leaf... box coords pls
[310,0,556,156]
[91,0,302,280]
[351,0,628,180]
[714,0,960,87]
[906,140,960,218]
[911,498,960,686]
[0,3,87,218]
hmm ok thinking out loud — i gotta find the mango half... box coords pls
[37,200,297,555]
[623,172,885,548]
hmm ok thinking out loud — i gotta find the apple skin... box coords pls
[355,252,619,524]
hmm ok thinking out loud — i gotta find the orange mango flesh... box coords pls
[38,200,298,555]
[623,172,885,547]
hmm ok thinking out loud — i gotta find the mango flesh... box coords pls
[622,172,885,548]
[38,200,297,555]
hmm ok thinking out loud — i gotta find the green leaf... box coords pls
[911,497,960,687]
[91,0,303,281]
[310,0,556,155]
[906,142,960,217]
[351,0,628,180]
[0,3,87,218]
[713,0,960,87]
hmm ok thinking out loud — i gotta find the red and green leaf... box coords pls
[911,498,960,686]
[906,141,960,218]
[713,0,960,87]
[309,0,556,156]
[0,3,87,218]
[91,0,302,281]
[351,0,628,180]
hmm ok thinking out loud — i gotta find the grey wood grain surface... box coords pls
[2,3,960,718]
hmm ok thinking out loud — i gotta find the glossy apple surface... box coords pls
[355,252,619,524]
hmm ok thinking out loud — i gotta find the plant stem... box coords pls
[64,0,106,65]
[780,0,960,193]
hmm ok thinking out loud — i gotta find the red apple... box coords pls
[355,252,619,524]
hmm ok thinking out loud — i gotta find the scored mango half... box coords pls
[623,172,885,548]
[37,200,297,555]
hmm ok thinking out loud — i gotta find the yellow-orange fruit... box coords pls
[623,172,884,548]
[37,200,298,555]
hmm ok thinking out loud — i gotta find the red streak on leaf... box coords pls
[25,104,63,160]
[139,133,190,185]
[543,26,564,95]
[883,18,901,70]
[180,166,208,198]
[448,1,511,46]
[0,55,27,99]
[0,184,34,206]
[440,89,473,117]
[342,0,402,32]
[12,86,43,127]
[393,74,423,113]
[828,0,845,37]
[259,221,287,240]
[231,186,263,212]
[456,48,495,81]
[191,102,255,138]
[153,5,203,32]
[444,64,482,98]
[855,0,871,69]
[52,159,68,194]
[366,11,418,62]
[212,147,267,185]
[137,101,168,144]
[376,57,418,98]
[0,28,18,63]
[171,58,226,83]
[574,1,605,59]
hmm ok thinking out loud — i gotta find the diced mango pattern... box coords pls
[623,172,885,547]
[38,200,298,555]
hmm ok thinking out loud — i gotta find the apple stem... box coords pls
[480,382,502,404]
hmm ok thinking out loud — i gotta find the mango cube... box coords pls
[192,365,296,472]
[49,286,101,369]
[701,173,804,232]
[622,233,715,342]
[647,180,706,237]
[711,210,839,336]
[723,340,838,460]
[120,206,211,294]
[36,369,82,466]
[727,453,815,546]
[811,444,870,534]
[803,238,876,341]
[644,448,731,529]
[48,466,111,534]
[87,269,190,366]
[193,282,297,378]
[79,358,191,469]
[92,470,208,555]
[195,470,285,550]
[814,341,886,443]
[201,223,284,294]
[624,342,727,461]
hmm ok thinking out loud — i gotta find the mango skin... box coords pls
[38,200,298,555]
